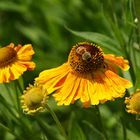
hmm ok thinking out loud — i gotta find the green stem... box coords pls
[121,117,127,140]
[3,83,14,101]
[136,114,140,120]
[15,80,23,94]
[3,83,20,112]
[95,106,109,140]
[0,94,19,120]
[125,51,136,84]
[14,80,23,114]
[131,0,140,43]
[46,104,67,140]
[0,122,16,136]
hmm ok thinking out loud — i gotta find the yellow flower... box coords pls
[21,84,48,115]
[35,42,132,106]
[125,89,140,115]
[0,43,35,83]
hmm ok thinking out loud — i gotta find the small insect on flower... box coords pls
[125,89,140,115]
[35,42,132,107]
[0,43,35,83]
[21,84,48,115]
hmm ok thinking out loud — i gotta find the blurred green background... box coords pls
[0,0,140,140]
[1,0,139,84]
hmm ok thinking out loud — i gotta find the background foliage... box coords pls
[0,0,140,140]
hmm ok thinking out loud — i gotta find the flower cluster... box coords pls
[0,42,134,114]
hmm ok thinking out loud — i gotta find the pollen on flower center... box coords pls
[0,47,17,68]
[68,42,104,74]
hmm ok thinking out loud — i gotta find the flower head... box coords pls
[125,89,140,115]
[21,84,48,115]
[0,43,35,83]
[35,42,132,106]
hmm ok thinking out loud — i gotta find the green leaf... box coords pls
[16,23,50,46]
[66,27,121,54]
[127,129,140,140]
[0,1,26,12]
[36,118,64,140]
[68,113,86,140]
[69,122,86,140]
[82,120,105,140]
[134,67,140,90]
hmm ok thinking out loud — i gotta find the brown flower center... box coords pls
[68,42,104,74]
[0,47,17,68]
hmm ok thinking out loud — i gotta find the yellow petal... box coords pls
[88,73,110,105]
[45,72,68,94]
[4,66,11,82]
[104,54,130,71]
[63,76,81,105]
[74,78,89,103]
[53,72,77,103]
[17,44,35,60]
[9,63,26,79]
[87,80,98,105]
[105,70,132,90]
[80,79,89,102]
[18,61,36,70]
[36,63,69,84]
[86,70,132,105]
[74,79,83,100]
[0,67,10,83]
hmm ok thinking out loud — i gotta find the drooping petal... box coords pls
[36,63,70,93]
[80,79,90,103]
[44,72,68,94]
[87,72,111,105]
[17,61,36,71]
[62,76,81,105]
[74,79,84,100]
[0,69,4,82]
[53,72,78,105]
[17,44,35,60]
[9,63,27,80]
[4,66,11,82]
[104,70,132,90]
[86,70,132,105]
[36,63,70,84]
[104,54,129,71]
[0,67,10,83]
[73,77,91,103]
